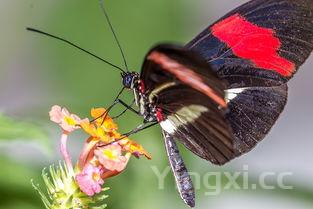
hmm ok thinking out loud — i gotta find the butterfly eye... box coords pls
[122,74,134,88]
[126,76,132,83]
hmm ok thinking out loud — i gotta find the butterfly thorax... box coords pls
[134,80,158,122]
[122,72,158,123]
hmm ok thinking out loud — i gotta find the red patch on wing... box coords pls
[211,13,295,77]
[148,52,227,108]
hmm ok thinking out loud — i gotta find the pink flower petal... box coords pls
[94,144,130,172]
[71,114,82,121]
[103,155,128,172]
[76,164,104,196]
[60,121,77,133]
[49,105,63,123]
[49,105,86,133]
[61,107,70,116]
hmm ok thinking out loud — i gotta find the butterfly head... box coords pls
[121,72,139,89]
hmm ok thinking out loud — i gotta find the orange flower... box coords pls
[119,138,152,159]
[80,121,112,143]
[90,108,118,132]
[80,108,121,143]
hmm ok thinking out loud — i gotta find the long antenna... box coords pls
[99,0,129,71]
[26,27,126,73]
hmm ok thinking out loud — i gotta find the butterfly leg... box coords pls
[122,122,158,137]
[107,87,138,116]
[112,99,136,119]
[162,130,195,208]
[98,122,158,148]
[114,99,139,116]
[94,99,139,123]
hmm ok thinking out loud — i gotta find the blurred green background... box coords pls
[0,0,313,209]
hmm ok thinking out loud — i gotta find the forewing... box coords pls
[141,44,235,165]
[159,85,235,165]
[141,44,227,107]
[187,0,313,88]
[184,0,310,156]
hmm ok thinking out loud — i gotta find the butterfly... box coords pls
[120,0,313,206]
[28,0,313,207]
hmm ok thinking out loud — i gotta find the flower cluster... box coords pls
[34,105,151,209]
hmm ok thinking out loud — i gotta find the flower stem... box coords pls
[60,132,73,173]
[78,137,98,170]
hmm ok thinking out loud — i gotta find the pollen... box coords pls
[92,172,101,182]
[64,116,77,126]
[103,149,117,160]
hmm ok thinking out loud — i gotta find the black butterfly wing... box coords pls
[141,44,235,165]
[225,84,288,155]
[160,84,288,157]
[187,0,313,88]
[141,0,312,163]
[158,86,234,165]
[184,0,312,155]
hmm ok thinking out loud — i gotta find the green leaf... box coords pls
[0,113,50,152]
